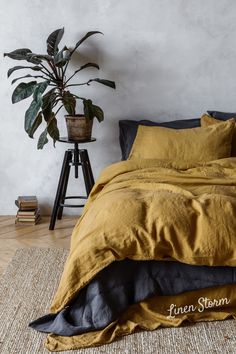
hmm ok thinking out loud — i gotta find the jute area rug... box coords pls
[0,248,236,354]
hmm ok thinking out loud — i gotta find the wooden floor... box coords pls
[0,216,78,276]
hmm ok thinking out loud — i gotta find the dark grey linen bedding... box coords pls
[29,259,236,336]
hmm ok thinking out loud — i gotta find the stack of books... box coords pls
[15,196,40,225]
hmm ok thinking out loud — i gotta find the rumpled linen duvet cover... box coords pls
[31,158,236,351]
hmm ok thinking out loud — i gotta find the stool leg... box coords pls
[80,149,95,196]
[74,143,79,179]
[57,158,71,220]
[49,150,71,230]
[84,149,95,188]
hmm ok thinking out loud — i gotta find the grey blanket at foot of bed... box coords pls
[29,260,236,336]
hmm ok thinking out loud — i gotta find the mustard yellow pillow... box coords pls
[201,113,236,156]
[129,120,234,161]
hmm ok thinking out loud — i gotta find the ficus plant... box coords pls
[4,28,116,149]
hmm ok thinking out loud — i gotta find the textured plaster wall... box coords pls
[1,0,236,215]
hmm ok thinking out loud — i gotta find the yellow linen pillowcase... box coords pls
[201,113,236,156]
[129,119,234,161]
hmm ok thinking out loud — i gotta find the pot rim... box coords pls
[65,114,85,118]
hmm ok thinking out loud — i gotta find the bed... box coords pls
[30,114,236,352]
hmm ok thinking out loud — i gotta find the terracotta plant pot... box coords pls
[65,115,93,140]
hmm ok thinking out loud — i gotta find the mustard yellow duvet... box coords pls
[46,158,236,351]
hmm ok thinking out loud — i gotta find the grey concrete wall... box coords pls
[1,0,236,214]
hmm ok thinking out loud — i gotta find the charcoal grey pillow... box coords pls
[119,118,200,160]
[207,111,236,120]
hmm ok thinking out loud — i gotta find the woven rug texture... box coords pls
[0,247,236,354]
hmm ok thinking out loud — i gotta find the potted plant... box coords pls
[4,28,116,148]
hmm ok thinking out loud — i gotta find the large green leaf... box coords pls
[63,91,76,115]
[7,65,41,78]
[11,74,45,84]
[88,78,116,89]
[54,47,70,67]
[92,104,104,122]
[47,28,64,55]
[71,31,103,55]
[24,81,49,134]
[78,62,99,71]
[4,48,32,60]
[25,99,42,134]
[28,111,43,138]
[26,53,52,62]
[12,81,37,103]
[83,99,94,120]
[37,128,48,149]
[42,90,57,121]
[72,63,99,76]
[83,100,104,122]
[47,115,59,145]
[4,48,41,64]
[33,81,49,101]
[26,56,42,65]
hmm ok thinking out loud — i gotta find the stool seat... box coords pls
[58,137,96,144]
[49,138,96,230]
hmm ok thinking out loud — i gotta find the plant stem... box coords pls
[48,61,60,82]
[55,104,64,115]
[73,94,86,100]
[65,71,78,84]
[52,98,62,108]
[62,59,69,78]
[65,81,90,88]
[40,63,55,80]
